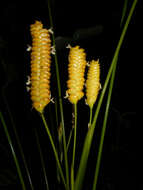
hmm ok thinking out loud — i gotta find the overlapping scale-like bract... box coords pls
[30,21,51,113]
[86,60,100,108]
[67,46,86,104]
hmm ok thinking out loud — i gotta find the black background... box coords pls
[0,0,141,190]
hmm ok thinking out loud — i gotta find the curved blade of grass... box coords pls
[35,129,49,190]
[75,1,138,189]
[46,1,69,189]
[40,112,66,188]
[92,0,138,129]
[0,111,26,190]
[92,0,136,189]
[120,0,128,27]
[2,87,34,190]
[92,57,117,190]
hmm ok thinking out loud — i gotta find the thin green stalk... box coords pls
[67,128,73,151]
[57,123,63,164]
[47,1,69,189]
[92,58,117,190]
[92,0,132,189]
[35,129,49,190]
[2,87,34,190]
[75,1,138,189]
[92,0,138,129]
[71,103,77,190]
[40,113,66,188]
[0,111,26,190]
[55,99,59,128]
[72,103,77,169]
[120,0,128,27]
[57,122,63,183]
[89,106,93,128]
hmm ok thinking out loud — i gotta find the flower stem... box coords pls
[40,112,66,188]
[47,1,70,189]
[71,103,77,190]
[89,106,93,128]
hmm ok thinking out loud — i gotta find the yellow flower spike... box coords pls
[67,46,87,104]
[30,21,51,113]
[86,59,100,108]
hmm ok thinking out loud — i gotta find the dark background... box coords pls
[0,0,141,190]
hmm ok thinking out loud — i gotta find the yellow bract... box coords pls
[86,60,100,108]
[67,46,86,104]
[30,21,51,113]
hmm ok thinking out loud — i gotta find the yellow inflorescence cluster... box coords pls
[29,21,100,110]
[67,46,87,104]
[30,21,51,113]
[86,60,100,108]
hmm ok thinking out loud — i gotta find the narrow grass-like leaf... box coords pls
[120,0,129,27]
[2,87,34,190]
[92,57,117,190]
[92,0,138,129]
[40,112,66,188]
[75,1,138,189]
[0,111,26,190]
[67,127,73,151]
[92,0,133,189]
[35,129,50,190]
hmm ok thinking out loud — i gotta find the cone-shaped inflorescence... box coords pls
[30,21,51,113]
[86,60,100,108]
[67,46,87,104]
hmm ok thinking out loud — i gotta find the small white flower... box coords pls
[51,46,56,55]
[26,76,31,85]
[26,45,32,51]
[64,91,69,99]
[48,28,54,34]
[66,44,72,49]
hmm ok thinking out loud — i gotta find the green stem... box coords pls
[92,1,137,189]
[47,1,69,189]
[75,1,138,189]
[89,106,93,128]
[67,128,73,151]
[71,103,77,190]
[120,0,128,27]
[92,0,138,129]
[35,129,49,190]
[40,113,66,188]
[55,98,59,128]
[72,103,77,168]
[92,58,117,190]
[0,111,26,190]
